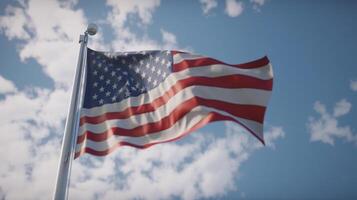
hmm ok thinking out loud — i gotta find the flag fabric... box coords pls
[75,48,273,158]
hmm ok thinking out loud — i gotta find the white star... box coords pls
[132,57,137,62]
[125,90,130,97]
[140,60,144,65]
[142,71,147,78]
[104,67,108,72]
[99,75,104,80]
[105,91,111,96]
[106,79,111,85]
[118,76,122,81]
[151,66,155,72]
[161,59,165,65]
[153,80,157,86]
[111,71,116,76]
[93,82,98,87]
[157,69,161,75]
[149,54,153,60]
[166,50,170,55]
[99,87,104,92]
[146,63,150,69]
[92,94,98,100]
[162,71,167,77]
[113,83,118,89]
[135,68,140,73]
[93,70,98,75]
[111,96,117,102]
[155,57,159,63]
[99,99,104,104]
[98,63,102,68]
[104,52,117,59]
[166,62,171,68]
[148,76,152,82]
[121,59,126,64]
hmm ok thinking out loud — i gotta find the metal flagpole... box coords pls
[53,24,97,200]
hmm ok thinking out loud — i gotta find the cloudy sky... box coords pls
[0,0,356,199]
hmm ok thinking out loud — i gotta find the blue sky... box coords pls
[0,0,356,199]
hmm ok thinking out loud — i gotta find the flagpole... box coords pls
[53,24,97,200]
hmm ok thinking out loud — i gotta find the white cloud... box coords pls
[0,0,90,198]
[0,75,17,94]
[199,0,268,17]
[333,99,352,117]
[199,0,218,15]
[105,0,160,48]
[69,123,284,200]
[250,0,265,6]
[225,0,244,17]
[105,0,183,52]
[350,80,357,91]
[264,126,285,149]
[160,29,177,49]
[106,0,160,28]
[307,100,357,145]
[0,87,68,199]
[0,5,30,40]
[250,0,266,11]
[0,0,89,87]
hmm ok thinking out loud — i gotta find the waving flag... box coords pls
[75,48,273,158]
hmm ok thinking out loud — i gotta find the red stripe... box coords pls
[173,56,269,72]
[171,50,186,55]
[74,112,265,159]
[80,74,272,126]
[77,97,266,143]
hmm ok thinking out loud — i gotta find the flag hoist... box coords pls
[53,24,98,200]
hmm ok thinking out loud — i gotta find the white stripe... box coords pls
[81,63,272,117]
[76,106,263,153]
[173,53,204,64]
[78,86,270,135]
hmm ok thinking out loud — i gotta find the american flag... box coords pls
[75,48,273,158]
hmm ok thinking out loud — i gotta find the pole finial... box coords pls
[86,23,97,36]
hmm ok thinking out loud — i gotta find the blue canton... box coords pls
[83,48,173,108]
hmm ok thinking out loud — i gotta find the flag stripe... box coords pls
[78,87,271,136]
[173,55,270,72]
[75,108,265,158]
[77,97,266,143]
[172,53,204,64]
[75,113,250,158]
[79,75,272,126]
[80,63,273,117]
